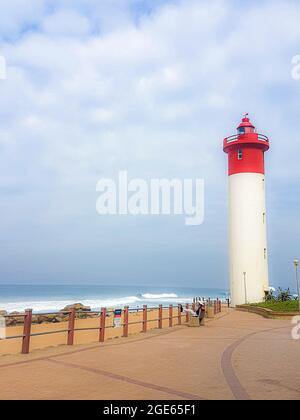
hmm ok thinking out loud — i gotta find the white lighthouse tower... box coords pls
[223,115,270,307]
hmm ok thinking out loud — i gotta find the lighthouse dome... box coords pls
[237,114,255,134]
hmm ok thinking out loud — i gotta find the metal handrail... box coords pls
[225,133,269,144]
[2,306,177,319]
[225,134,239,143]
[0,304,189,340]
[257,134,269,142]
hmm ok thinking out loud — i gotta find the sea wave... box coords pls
[0,296,142,313]
[0,292,194,313]
[141,293,178,299]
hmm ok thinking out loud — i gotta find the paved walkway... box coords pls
[0,309,299,400]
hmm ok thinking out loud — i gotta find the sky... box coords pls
[0,0,299,290]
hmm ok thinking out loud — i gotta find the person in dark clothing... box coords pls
[197,302,206,326]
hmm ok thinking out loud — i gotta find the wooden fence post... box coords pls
[178,304,182,325]
[99,307,106,343]
[185,304,190,323]
[142,305,147,333]
[158,305,163,329]
[123,306,129,337]
[169,305,173,328]
[67,308,76,346]
[21,309,32,354]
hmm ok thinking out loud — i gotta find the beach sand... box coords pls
[0,308,185,356]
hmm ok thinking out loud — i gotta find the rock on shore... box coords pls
[61,303,91,312]
[2,303,96,326]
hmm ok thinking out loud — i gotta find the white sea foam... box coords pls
[0,292,194,313]
[0,296,141,313]
[141,293,178,299]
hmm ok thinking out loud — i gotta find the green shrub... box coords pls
[277,287,292,302]
[264,289,275,302]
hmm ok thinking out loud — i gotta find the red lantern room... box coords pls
[223,114,270,176]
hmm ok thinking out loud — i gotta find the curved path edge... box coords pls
[221,325,290,400]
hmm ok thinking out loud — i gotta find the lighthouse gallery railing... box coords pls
[225,134,269,144]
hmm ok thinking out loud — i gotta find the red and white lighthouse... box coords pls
[223,115,270,306]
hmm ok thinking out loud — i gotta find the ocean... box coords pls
[0,284,229,314]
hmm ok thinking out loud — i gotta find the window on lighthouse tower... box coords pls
[238,149,243,160]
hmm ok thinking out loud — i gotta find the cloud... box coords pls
[42,9,92,38]
[0,0,46,39]
[0,0,299,288]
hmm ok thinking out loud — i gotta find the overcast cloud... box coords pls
[0,0,299,289]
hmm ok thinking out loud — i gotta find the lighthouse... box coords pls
[223,115,270,307]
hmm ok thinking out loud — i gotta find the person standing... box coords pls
[197,302,206,326]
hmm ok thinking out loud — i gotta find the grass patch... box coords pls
[251,300,300,312]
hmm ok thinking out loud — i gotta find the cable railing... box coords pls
[225,133,269,144]
[0,299,223,355]
[257,134,269,142]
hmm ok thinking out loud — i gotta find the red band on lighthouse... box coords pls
[223,117,269,176]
